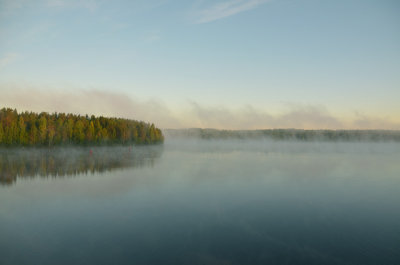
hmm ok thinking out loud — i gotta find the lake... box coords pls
[1,140,399,265]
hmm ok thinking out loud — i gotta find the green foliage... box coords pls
[0,123,3,144]
[38,116,47,144]
[0,108,164,147]
[18,117,27,145]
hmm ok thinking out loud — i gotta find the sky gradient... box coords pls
[0,0,399,129]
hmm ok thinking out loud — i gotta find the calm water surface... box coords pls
[1,140,400,265]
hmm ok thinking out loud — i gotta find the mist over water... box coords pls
[0,146,163,185]
[0,139,399,265]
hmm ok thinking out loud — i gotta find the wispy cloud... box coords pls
[195,0,270,24]
[0,53,20,69]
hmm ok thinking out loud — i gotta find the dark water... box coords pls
[1,140,399,265]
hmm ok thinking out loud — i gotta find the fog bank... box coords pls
[1,86,399,130]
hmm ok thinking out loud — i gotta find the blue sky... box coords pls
[0,0,399,129]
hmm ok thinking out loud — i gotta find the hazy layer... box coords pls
[1,87,399,130]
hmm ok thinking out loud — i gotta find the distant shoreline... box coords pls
[164,128,400,142]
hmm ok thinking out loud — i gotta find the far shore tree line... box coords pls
[0,108,164,146]
[164,128,400,142]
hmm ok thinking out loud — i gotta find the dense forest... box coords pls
[165,128,400,142]
[0,108,164,146]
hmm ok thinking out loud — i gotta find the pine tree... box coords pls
[47,120,56,146]
[86,121,95,142]
[18,117,27,145]
[0,123,4,145]
[29,123,38,145]
[38,116,47,145]
[73,120,85,143]
[66,117,74,141]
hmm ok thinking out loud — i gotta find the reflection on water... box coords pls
[0,140,399,265]
[0,146,163,185]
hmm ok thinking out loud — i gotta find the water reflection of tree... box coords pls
[0,146,163,185]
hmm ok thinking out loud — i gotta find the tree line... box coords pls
[165,128,400,142]
[0,108,164,146]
